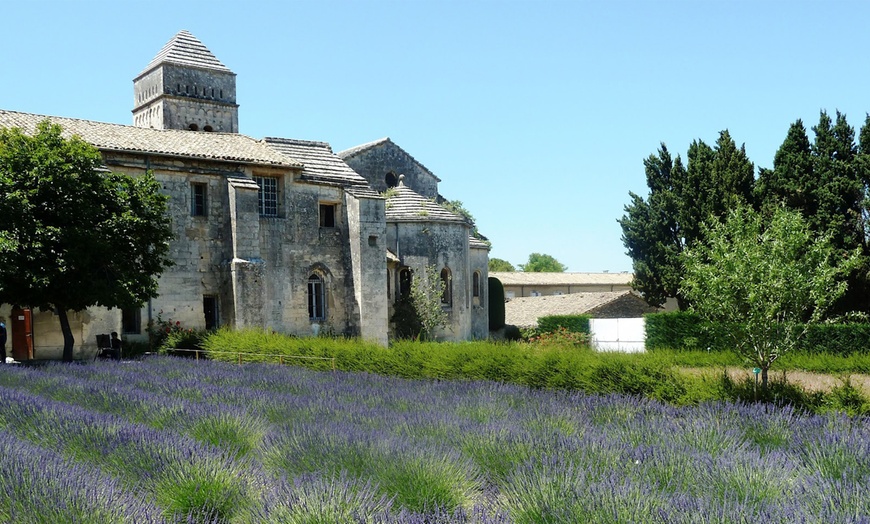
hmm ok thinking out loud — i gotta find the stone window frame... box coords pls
[308,273,327,322]
[190,182,208,217]
[440,267,453,308]
[319,202,338,228]
[253,175,281,217]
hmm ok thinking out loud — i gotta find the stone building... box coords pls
[0,30,489,359]
[489,271,634,299]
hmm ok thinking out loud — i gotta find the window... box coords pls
[308,274,326,321]
[319,203,336,228]
[254,176,279,217]
[385,171,398,188]
[191,183,207,216]
[399,268,413,298]
[203,296,219,330]
[440,267,452,307]
[472,271,481,298]
[121,308,141,334]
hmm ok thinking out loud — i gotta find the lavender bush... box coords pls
[0,357,868,522]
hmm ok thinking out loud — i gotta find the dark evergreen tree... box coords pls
[619,145,685,307]
[621,132,755,309]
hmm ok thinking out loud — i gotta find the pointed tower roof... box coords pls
[137,30,232,78]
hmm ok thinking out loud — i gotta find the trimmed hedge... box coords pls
[537,315,591,335]
[646,311,870,355]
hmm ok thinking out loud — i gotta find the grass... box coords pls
[3,357,870,521]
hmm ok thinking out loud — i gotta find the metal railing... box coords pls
[156,348,336,371]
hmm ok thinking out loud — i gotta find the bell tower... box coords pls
[133,30,239,133]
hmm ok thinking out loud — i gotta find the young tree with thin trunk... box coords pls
[681,206,860,388]
[0,121,173,362]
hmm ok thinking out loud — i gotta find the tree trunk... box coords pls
[761,365,769,390]
[57,307,75,363]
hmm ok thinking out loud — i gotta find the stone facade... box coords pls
[0,30,489,359]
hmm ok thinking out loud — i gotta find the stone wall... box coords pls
[387,221,472,340]
[343,141,439,198]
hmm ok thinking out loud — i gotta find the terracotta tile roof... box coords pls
[137,30,232,78]
[264,137,369,186]
[385,181,469,224]
[336,137,441,182]
[505,291,641,328]
[490,271,634,286]
[0,110,300,168]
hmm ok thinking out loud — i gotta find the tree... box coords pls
[756,111,870,314]
[518,253,567,272]
[0,121,173,362]
[619,144,685,307]
[680,206,860,388]
[409,265,449,340]
[620,132,755,309]
[489,258,515,272]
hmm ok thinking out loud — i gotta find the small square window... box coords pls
[319,203,336,228]
[191,183,207,216]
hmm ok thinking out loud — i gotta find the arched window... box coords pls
[399,268,412,298]
[308,274,326,321]
[440,267,452,306]
[203,125,214,132]
[188,123,199,131]
[473,271,481,298]
[385,171,398,188]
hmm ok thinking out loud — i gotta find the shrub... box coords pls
[537,315,590,335]
[488,277,505,330]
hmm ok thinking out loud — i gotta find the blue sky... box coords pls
[3,0,869,272]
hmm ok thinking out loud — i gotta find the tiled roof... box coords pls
[138,30,232,78]
[336,137,441,182]
[469,236,491,250]
[264,137,369,186]
[505,291,639,328]
[385,180,469,224]
[0,110,300,168]
[490,271,634,286]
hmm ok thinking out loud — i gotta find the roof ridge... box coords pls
[264,137,331,149]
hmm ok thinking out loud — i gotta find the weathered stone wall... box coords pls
[387,221,472,340]
[345,192,389,344]
[343,142,439,198]
[469,246,490,339]
[133,64,238,132]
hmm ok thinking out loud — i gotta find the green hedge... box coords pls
[646,311,870,355]
[537,315,591,335]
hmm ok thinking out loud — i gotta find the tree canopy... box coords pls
[680,206,860,387]
[0,121,173,361]
[518,253,567,272]
[489,258,515,272]
[619,131,754,308]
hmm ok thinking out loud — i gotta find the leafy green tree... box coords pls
[410,265,449,340]
[0,121,173,362]
[681,206,860,388]
[488,258,515,272]
[518,253,567,272]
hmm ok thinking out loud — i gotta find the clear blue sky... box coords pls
[3,0,869,272]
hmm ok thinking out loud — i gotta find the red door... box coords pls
[11,307,33,361]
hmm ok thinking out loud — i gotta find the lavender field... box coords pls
[0,357,868,523]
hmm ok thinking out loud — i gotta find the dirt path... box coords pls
[678,367,870,395]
